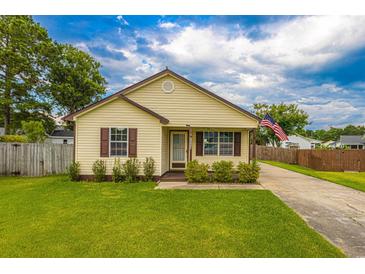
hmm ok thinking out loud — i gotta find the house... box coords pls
[281,134,321,149]
[322,140,338,148]
[339,135,365,149]
[46,128,74,144]
[62,68,259,180]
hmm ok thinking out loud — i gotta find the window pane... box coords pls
[120,142,127,156]
[204,143,218,155]
[110,128,128,142]
[110,142,127,156]
[122,128,128,141]
[110,142,117,156]
[220,143,233,156]
[220,132,233,143]
[204,132,218,143]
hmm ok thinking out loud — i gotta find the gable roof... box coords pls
[340,135,365,145]
[50,128,74,137]
[62,68,259,122]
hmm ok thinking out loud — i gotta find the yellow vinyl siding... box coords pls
[76,98,161,176]
[192,128,250,167]
[126,75,258,128]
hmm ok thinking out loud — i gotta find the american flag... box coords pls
[260,113,289,141]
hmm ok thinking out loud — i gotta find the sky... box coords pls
[34,15,365,130]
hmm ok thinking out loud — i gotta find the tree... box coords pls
[46,43,106,116]
[0,16,54,134]
[21,120,46,143]
[302,125,365,142]
[254,103,309,147]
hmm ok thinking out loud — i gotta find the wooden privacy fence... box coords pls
[297,149,365,172]
[254,145,298,164]
[254,145,365,171]
[0,143,74,176]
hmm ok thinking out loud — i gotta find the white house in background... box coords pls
[0,127,4,136]
[46,128,74,144]
[322,140,338,148]
[281,134,321,149]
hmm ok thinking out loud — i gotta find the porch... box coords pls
[160,126,257,175]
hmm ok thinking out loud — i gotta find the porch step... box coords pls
[160,172,186,182]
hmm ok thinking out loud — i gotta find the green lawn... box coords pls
[0,176,344,258]
[261,160,365,192]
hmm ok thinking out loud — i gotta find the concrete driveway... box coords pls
[259,162,365,257]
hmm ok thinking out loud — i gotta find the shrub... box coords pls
[0,135,28,143]
[237,160,260,184]
[92,160,107,182]
[21,120,46,143]
[67,161,80,181]
[123,158,140,183]
[212,160,233,183]
[185,160,209,183]
[143,157,155,181]
[112,158,124,183]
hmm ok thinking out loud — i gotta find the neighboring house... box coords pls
[281,134,322,149]
[322,140,338,148]
[0,127,4,136]
[46,128,74,144]
[63,68,259,179]
[339,135,365,149]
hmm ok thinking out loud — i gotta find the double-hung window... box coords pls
[110,128,128,156]
[219,132,234,156]
[203,131,234,156]
[203,132,218,155]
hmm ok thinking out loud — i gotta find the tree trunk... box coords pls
[3,66,12,135]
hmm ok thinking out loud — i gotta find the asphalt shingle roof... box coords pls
[339,135,365,145]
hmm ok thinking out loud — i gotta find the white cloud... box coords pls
[74,16,365,128]
[158,22,178,29]
[74,42,90,53]
[116,15,129,26]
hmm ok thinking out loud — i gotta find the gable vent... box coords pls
[162,80,174,93]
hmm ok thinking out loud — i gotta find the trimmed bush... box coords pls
[67,161,80,181]
[237,160,260,184]
[112,158,124,183]
[212,160,233,183]
[92,160,107,182]
[0,135,28,143]
[185,160,209,183]
[143,157,155,181]
[123,158,140,183]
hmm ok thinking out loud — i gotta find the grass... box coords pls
[261,160,365,192]
[0,176,345,258]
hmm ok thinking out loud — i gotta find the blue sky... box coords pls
[34,15,365,129]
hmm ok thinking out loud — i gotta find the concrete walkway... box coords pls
[156,181,263,190]
[259,162,365,257]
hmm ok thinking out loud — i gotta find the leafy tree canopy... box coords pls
[0,15,53,134]
[46,43,106,115]
[0,16,106,134]
[302,125,365,142]
[21,120,46,143]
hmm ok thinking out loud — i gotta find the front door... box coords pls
[170,131,187,170]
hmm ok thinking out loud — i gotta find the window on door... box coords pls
[172,133,185,161]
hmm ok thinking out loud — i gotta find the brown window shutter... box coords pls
[128,128,137,157]
[100,128,109,157]
[196,132,203,156]
[234,132,241,156]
